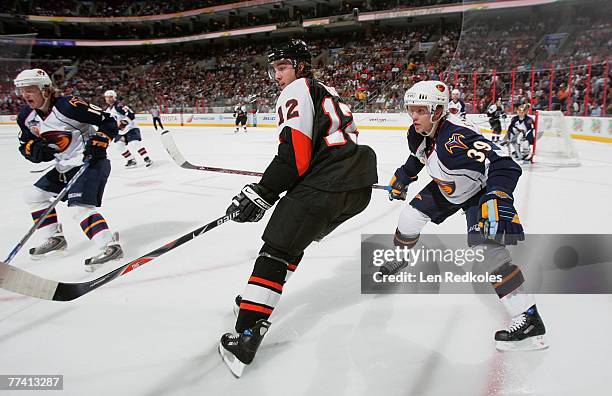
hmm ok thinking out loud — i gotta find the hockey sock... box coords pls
[71,206,113,249]
[491,262,535,316]
[236,253,288,333]
[393,228,420,248]
[127,140,149,159]
[30,207,59,238]
[26,187,61,238]
[115,140,135,161]
[284,252,303,283]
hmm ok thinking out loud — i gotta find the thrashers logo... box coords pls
[41,130,72,152]
[444,133,468,154]
[435,84,446,93]
[432,177,456,196]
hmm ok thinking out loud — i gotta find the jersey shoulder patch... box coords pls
[276,78,314,137]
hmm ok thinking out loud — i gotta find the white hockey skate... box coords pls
[29,224,67,260]
[84,232,123,272]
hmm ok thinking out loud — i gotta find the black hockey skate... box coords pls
[29,225,67,259]
[495,305,547,351]
[380,259,408,276]
[84,232,124,272]
[219,319,271,378]
[125,159,137,168]
[144,157,153,167]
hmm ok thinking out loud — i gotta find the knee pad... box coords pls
[23,186,56,209]
[127,140,143,151]
[114,139,127,152]
[67,204,97,222]
[397,205,430,237]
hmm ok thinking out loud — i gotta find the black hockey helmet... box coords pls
[267,39,312,79]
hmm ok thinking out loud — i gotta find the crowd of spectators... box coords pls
[5,0,462,18]
[0,2,609,117]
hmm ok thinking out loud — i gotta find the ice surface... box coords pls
[1,125,610,395]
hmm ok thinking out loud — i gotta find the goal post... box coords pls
[533,110,580,167]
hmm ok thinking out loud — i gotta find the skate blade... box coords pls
[84,252,124,272]
[30,248,68,261]
[84,263,103,273]
[218,342,246,378]
[496,335,548,351]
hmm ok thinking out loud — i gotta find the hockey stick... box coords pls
[160,129,390,190]
[4,162,90,265]
[0,210,240,301]
[30,164,54,173]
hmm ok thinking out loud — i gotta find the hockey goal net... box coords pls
[533,110,580,166]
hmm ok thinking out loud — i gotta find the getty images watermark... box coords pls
[370,244,502,284]
[361,234,612,294]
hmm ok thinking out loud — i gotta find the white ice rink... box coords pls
[1,125,611,395]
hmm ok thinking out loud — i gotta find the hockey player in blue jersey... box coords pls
[104,90,153,168]
[387,80,547,351]
[15,69,124,271]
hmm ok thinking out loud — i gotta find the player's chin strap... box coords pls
[418,114,446,138]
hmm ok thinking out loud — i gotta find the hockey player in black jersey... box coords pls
[219,40,378,377]
[486,97,505,142]
[14,69,123,270]
[386,80,547,351]
[233,103,248,133]
[505,104,535,161]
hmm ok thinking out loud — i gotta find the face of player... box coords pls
[20,86,45,109]
[104,95,116,106]
[452,92,459,101]
[517,109,526,119]
[407,105,442,135]
[271,60,297,91]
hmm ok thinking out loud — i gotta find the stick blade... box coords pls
[160,129,190,168]
[0,260,59,300]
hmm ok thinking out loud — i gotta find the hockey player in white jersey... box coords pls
[15,69,124,271]
[505,104,535,161]
[104,90,153,168]
[387,80,547,351]
[233,103,247,133]
[449,88,466,119]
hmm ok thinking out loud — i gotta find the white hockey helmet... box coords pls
[14,68,52,94]
[451,88,460,96]
[404,80,449,120]
[104,89,117,98]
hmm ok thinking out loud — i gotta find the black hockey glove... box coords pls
[388,168,417,201]
[478,189,524,245]
[19,139,57,163]
[226,183,278,223]
[84,134,109,163]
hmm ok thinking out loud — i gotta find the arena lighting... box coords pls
[358,0,560,21]
[25,0,279,23]
[10,0,563,47]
